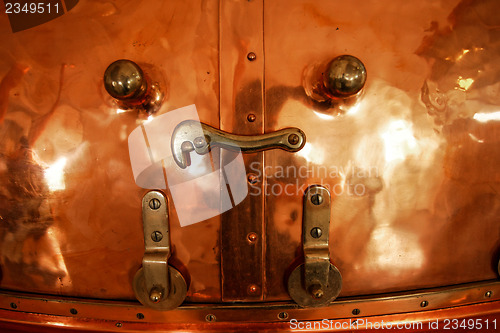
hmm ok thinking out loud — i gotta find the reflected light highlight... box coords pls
[456,76,474,91]
[45,226,70,286]
[345,102,361,115]
[44,157,67,191]
[380,120,417,163]
[468,133,484,143]
[455,49,470,61]
[473,111,500,123]
[296,142,325,165]
[312,110,335,120]
[367,227,424,273]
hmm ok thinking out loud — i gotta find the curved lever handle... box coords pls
[171,120,306,169]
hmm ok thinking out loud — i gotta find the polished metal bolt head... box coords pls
[324,55,366,97]
[104,59,146,100]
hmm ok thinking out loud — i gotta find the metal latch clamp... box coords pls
[287,185,342,307]
[133,191,188,310]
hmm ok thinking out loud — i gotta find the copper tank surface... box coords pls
[0,0,499,331]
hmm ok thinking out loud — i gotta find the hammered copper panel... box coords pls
[0,0,221,301]
[264,0,500,299]
[0,0,499,307]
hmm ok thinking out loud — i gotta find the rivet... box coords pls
[247,173,258,185]
[247,113,256,122]
[310,227,322,239]
[247,284,258,295]
[149,198,161,210]
[136,313,145,320]
[205,314,216,322]
[151,231,163,242]
[247,52,257,61]
[288,133,300,145]
[352,308,361,315]
[420,300,429,307]
[277,312,289,320]
[485,291,492,298]
[247,232,258,244]
[310,193,323,205]
[10,303,17,309]
[70,308,77,315]
[116,322,122,328]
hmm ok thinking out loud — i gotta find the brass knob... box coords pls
[104,59,147,101]
[323,55,366,97]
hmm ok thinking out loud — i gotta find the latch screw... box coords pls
[151,231,163,242]
[149,198,161,210]
[310,193,323,205]
[310,227,322,238]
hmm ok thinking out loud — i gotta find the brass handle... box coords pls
[171,120,306,169]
